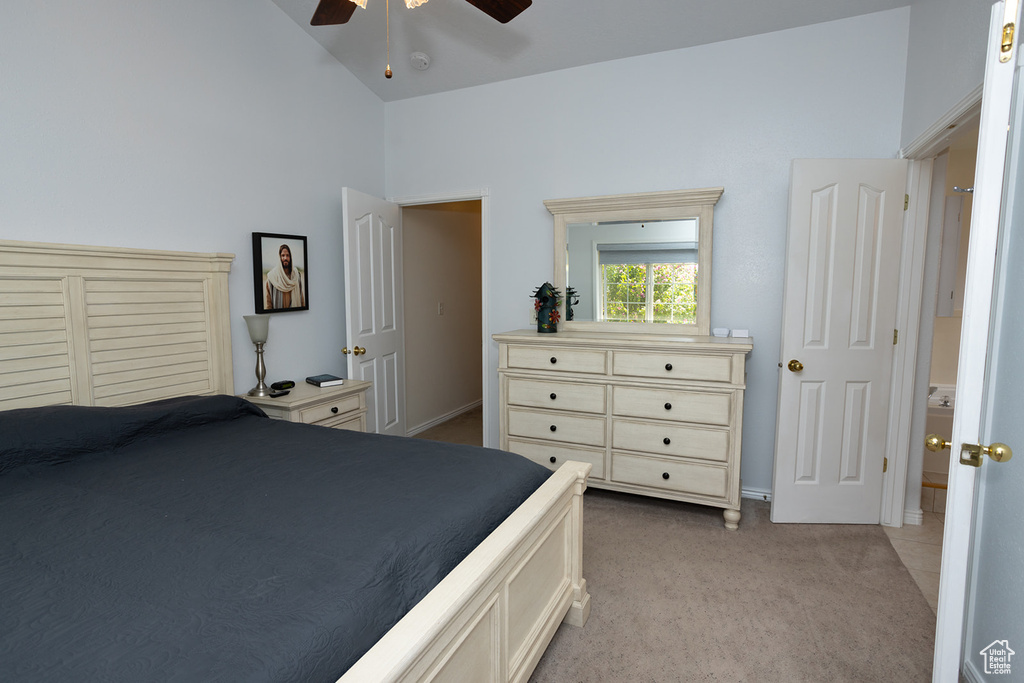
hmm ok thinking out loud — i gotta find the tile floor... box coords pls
[884,470,948,613]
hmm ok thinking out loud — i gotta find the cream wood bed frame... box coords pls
[0,238,591,682]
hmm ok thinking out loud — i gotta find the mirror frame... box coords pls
[545,187,723,336]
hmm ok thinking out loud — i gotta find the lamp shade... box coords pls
[243,314,270,343]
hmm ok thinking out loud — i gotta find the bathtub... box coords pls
[924,384,955,475]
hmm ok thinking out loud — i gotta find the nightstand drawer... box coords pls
[611,452,727,498]
[507,377,606,414]
[613,386,732,426]
[507,346,607,374]
[612,418,729,462]
[300,394,362,425]
[507,438,606,479]
[507,407,605,447]
[612,350,734,383]
[318,414,364,431]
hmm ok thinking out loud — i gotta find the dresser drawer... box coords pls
[507,438,606,479]
[507,377,606,414]
[507,346,607,374]
[300,394,362,425]
[612,350,734,383]
[507,407,605,447]
[613,386,731,426]
[612,418,729,462]
[611,452,727,499]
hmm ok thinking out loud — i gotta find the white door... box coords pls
[342,187,406,437]
[771,158,908,523]
[934,1,1022,678]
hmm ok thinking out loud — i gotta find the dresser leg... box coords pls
[723,508,741,530]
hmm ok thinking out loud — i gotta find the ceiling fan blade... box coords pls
[463,0,531,23]
[311,0,357,26]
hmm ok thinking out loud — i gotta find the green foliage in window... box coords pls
[602,263,697,324]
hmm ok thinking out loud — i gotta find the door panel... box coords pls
[343,188,405,437]
[772,158,907,523]
[935,2,1023,678]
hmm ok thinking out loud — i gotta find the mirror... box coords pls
[545,187,722,336]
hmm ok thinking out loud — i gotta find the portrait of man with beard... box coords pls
[253,234,308,313]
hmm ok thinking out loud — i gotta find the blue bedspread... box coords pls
[0,395,550,682]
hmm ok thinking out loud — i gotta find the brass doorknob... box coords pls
[354,346,366,356]
[787,359,804,373]
[342,347,350,355]
[928,435,1012,467]
[988,443,1013,462]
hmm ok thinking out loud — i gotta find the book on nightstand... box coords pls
[306,374,345,388]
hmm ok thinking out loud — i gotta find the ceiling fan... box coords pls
[311,0,532,26]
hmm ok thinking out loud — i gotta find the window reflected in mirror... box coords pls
[567,219,699,324]
[547,188,722,336]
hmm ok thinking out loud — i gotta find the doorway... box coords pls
[401,199,484,446]
[883,119,979,613]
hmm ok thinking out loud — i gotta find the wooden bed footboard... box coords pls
[339,460,592,683]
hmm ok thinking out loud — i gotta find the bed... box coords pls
[0,239,591,682]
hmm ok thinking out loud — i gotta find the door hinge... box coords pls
[893,329,898,345]
[883,457,888,473]
[904,194,909,211]
[1001,0,1018,63]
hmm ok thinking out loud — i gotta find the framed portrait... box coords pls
[252,232,309,314]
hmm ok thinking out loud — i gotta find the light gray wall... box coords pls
[385,9,911,494]
[0,1,386,393]
[901,0,992,147]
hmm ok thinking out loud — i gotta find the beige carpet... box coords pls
[412,405,483,446]
[531,490,935,682]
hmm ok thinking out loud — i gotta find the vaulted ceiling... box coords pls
[271,0,912,102]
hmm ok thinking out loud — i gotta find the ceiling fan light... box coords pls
[404,0,428,7]
[349,0,367,8]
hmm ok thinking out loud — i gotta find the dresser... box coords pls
[243,380,371,431]
[494,329,752,529]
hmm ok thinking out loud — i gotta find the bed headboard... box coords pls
[0,239,234,411]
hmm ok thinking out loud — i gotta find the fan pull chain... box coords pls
[385,0,393,78]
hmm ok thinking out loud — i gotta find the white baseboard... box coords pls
[902,508,925,526]
[406,400,483,437]
[742,486,771,502]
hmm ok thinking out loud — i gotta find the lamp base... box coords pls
[248,341,269,398]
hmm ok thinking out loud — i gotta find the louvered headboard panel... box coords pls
[0,240,234,410]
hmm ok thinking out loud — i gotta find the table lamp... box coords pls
[243,314,271,397]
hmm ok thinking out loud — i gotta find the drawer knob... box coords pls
[550,425,557,432]
[549,456,557,463]
[550,393,557,400]
[331,406,339,414]
[550,356,558,364]
[662,472,670,480]
[665,363,673,371]
[663,437,671,445]
[664,402,672,410]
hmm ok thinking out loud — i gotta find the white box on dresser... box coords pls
[242,380,371,432]
[494,329,752,529]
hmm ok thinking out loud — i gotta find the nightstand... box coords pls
[243,380,371,431]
